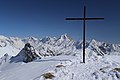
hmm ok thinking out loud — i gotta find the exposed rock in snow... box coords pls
[0,53,10,65]
[10,43,41,63]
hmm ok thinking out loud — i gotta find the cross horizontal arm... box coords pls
[65,18,104,20]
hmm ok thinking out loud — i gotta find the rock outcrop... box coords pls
[11,43,41,63]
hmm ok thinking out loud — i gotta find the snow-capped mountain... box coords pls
[0,34,120,80]
[0,34,119,58]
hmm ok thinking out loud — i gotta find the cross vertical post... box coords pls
[65,1,104,63]
[83,6,86,63]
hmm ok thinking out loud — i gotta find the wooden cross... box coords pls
[65,5,104,63]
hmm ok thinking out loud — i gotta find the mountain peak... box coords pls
[41,36,55,43]
[0,35,8,40]
[89,39,100,45]
[28,36,38,41]
[11,43,40,63]
[91,39,97,43]
[59,33,72,41]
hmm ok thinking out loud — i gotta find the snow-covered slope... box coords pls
[0,50,120,80]
[0,55,75,80]
[54,54,120,80]
[0,36,22,57]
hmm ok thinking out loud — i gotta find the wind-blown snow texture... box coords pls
[0,34,120,80]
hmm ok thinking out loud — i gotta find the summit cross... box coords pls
[65,1,104,63]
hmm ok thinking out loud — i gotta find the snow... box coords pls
[106,55,120,63]
[0,56,74,80]
[0,45,20,57]
[53,55,120,80]
[0,53,120,80]
[0,35,119,80]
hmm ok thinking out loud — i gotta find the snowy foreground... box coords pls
[0,35,120,80]
[0,56,74,80]
[0,51,120,80]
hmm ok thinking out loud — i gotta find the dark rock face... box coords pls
[22,43,40,62]
[11,43,40,63]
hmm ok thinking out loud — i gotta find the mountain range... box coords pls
[0,34,119,58]
[0,34,120,80]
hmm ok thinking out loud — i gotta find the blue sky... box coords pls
[0,0,120,44]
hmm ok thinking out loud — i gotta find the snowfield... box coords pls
[54,55,120,80]
[0,35,120,80]
[0,56,75,80]
[0,54,120,80]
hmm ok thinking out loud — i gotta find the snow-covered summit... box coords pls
[58,33,73,41]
